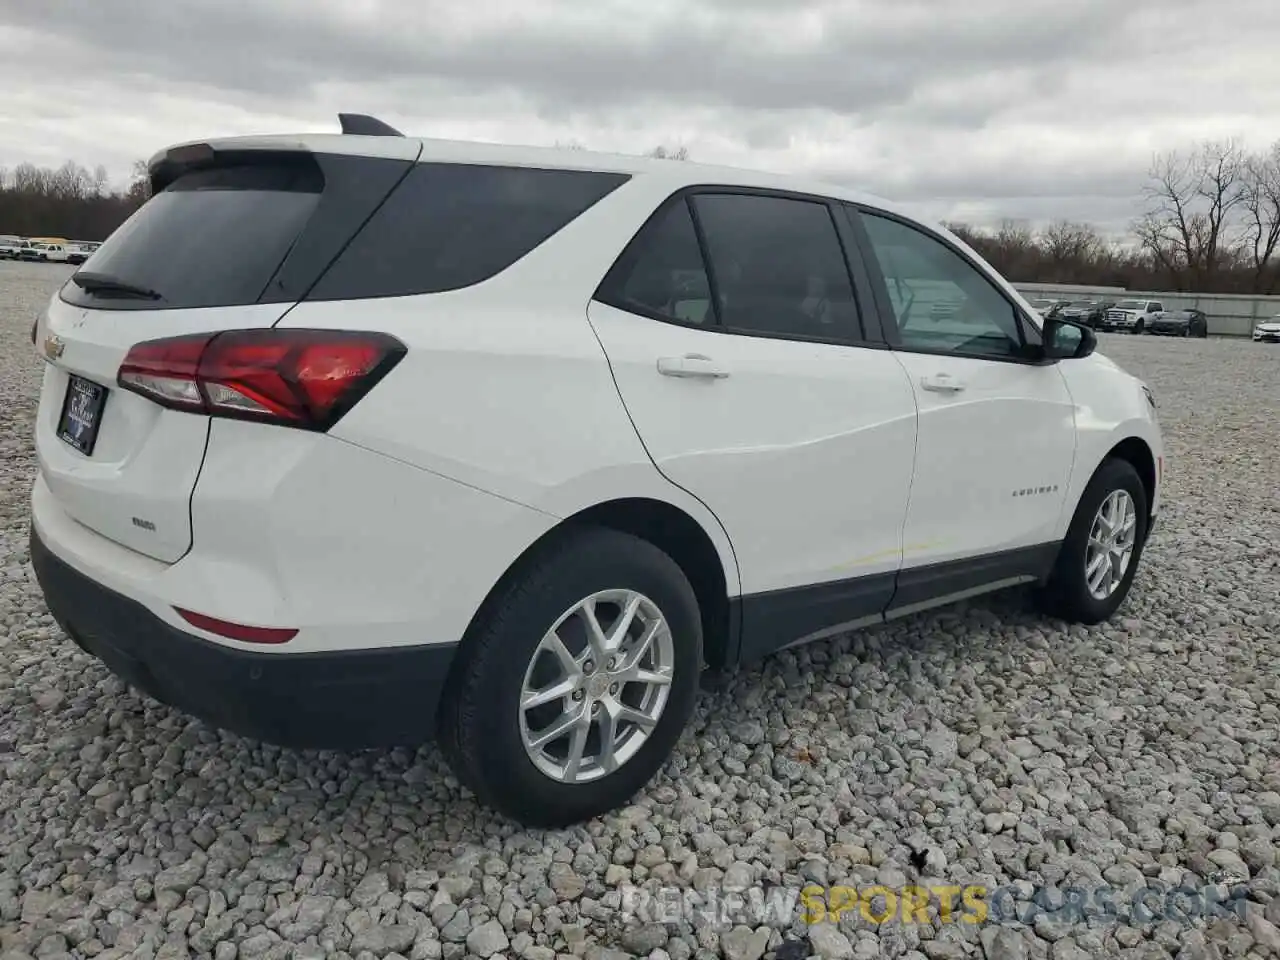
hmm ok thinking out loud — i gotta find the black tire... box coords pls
[1035,457,1149,624]
[437,526,703,827]
[1133,319,1145,334]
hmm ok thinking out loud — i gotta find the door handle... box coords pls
[920,372,965,393]
[657,354,730,379]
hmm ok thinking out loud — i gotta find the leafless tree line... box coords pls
[951,139,1280,295]
[0,160,150,241]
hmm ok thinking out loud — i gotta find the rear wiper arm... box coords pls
[71,272,164,301]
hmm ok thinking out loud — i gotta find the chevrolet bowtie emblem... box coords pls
[43,335,65,360]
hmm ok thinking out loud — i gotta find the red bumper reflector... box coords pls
[175,608,297,645]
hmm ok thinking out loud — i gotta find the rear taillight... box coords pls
[117,329,405,430]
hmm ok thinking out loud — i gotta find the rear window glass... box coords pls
[61,163,323,310]
[305,163,629,301]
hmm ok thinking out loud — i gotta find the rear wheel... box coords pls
[437,527,703,826]
[1036,457,1148,624]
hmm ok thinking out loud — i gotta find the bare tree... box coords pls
[126,159,152,204]
[1040,221,1106,281]
[647,144,690,161]
[1134,139,1248,289]
[1241,141,1280,294]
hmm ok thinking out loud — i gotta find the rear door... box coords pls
[34,141,420,562]
[588,189,920,656]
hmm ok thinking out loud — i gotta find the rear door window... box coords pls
[306,163,629,301]
[691,193,864,342]
[61,162,325,311]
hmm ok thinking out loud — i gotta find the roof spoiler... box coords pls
[338,113,404,137]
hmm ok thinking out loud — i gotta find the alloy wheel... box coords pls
[518,589,674,784]
[1085,489,1138,600]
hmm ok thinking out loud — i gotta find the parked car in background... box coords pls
[1254,316,1280,342]
[16,241,43,262]
[1147,308,1208,338]
[0,235,23,259]
[66,242,99,265]
[1057,300,1114,328]
[1099,299,1163,334]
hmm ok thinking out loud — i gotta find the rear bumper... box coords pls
[30,523,459,750]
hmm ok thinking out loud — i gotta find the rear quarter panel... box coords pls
[275,174,742,594]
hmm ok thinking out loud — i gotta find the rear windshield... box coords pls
[60,156,628,310]
[61,163,322,311]
[304,162,629,301]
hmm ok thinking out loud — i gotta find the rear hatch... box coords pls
[34,136,421,562]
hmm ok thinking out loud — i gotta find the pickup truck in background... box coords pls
[31,243,72,263]
[1098,299,1164,334]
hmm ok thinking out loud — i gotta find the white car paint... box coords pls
[30,133,1161,668]
[888,351,1078,567]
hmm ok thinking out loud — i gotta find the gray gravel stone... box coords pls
[807,924,853,960]
[465,920,509,958]
[720,926,770,960]
[350,924,417,956]
[620,924,668,954]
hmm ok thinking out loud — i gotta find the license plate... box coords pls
[57,375,108,455]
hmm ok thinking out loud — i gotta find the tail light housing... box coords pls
[117,329,406,430]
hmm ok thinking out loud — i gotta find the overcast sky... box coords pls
[4,0,1280,233]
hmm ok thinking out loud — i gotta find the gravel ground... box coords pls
[1,257,1279,960]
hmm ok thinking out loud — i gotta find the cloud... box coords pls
[3,0,1280,231]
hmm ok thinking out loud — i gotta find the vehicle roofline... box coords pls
[144,130,931,228]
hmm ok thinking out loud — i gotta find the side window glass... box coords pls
[596,199,714,325]
[858,211,1028,359]
[1151,302,1163,312]
[691,194,862,341]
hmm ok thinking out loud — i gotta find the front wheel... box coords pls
[437,527,703,827]
[1133,319,1145,334]
[1035,457,1149,624]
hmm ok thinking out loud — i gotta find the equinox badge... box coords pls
[43,335,65,360]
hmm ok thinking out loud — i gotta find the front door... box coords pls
[850,206,1078,604]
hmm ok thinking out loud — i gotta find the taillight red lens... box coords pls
[117,329,405,430]
[175,607,297,645]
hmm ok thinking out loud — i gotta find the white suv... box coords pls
[28,117,1163,826]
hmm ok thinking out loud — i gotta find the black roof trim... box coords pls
[338,113,404,137]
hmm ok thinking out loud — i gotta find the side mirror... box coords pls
[1042,316,1096,360]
